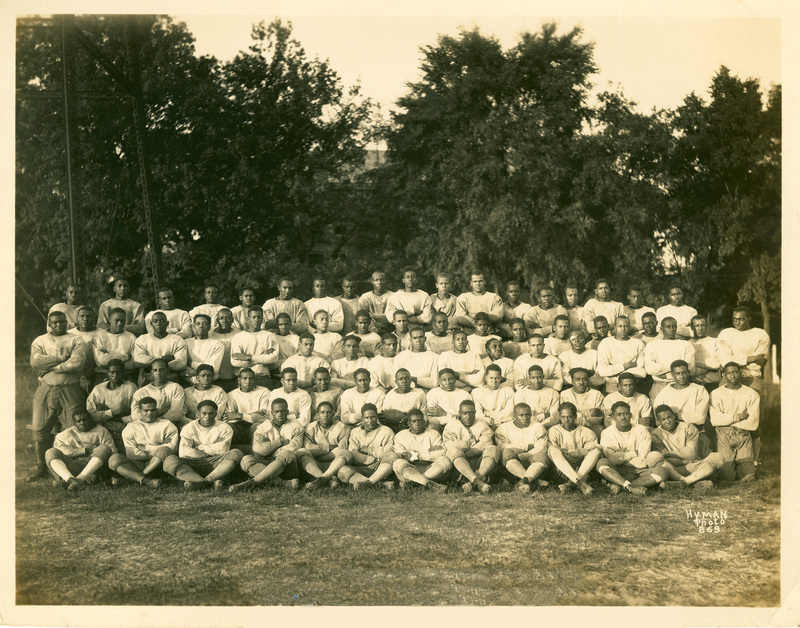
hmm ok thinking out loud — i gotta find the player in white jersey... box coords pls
[392,409,451,491]
[336,275,361,335]
[230,287,259,332]
[339,369,385,427]
[368,334,398,392]
[262,277,310,334]
[382,368,427,433]
[655,284,697,340]
[651,405,723,488]
[547,402,601,494]
[386,267,433,326]
[98,277,146,336]
[224,367,271,445]
[644,317,696,401]
[311,310,344,362]
[86,359,137,452]
[425,311,454,355]
[588,316,610,351]
[49,283,84,330]
[622,285,655,333]
[309,367,343,420]
[107,397,177,487]
[131,359,187,427]
[268,368,313,427]
[437,330,484,390]
[689,314,722,389]
[582,278,624,337]
[471,364,515,429]
[332,333,371,392]
[470,313,502,358]
[559,329,604,388]
[513,334,563,391]
[559,368,605,437]
[351,310,382,357]
[210,308,238,391]
[282,333,330,391]
[297,402,351,489]
[501,281,533,336]
[494,403,550,493]
[227,398,303,492]
[272,313,301,382]
[710,362,760,481]
[230,307,279,388]
[426,368,472,431]
[602,373,653,429]
[456,271,504,332]
[393,327,440,390]
[144,288,192,338]
[69,306,102,392]
[184,364,229,421]
[45,411,115,490]
[336,403,398,489]
[597,316,646,392]
[391,310,413,353]
[563,284,585,334]
[653,360,709,432]
[93,308,137,380]
[524,286,568,337]
[716,306,770,393]
[543,315,571,357]
[27,310,87,481]
[306,277,345,332]
[358,271,394,335]
[443,400,499,493]
[132,310,189,384]
[185,314,224,382]
[596,402,668,495]
[188,284,225,328]
[513,365,560,428]
[430,273,459,331]
[501,318,528,360]
[482,338,514,388]
[635,311,661,346]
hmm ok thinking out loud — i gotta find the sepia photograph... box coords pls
[6,0,794,625]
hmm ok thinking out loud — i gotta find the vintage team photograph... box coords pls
[11,1,785,621]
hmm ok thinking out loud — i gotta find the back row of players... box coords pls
[31,269,770,493]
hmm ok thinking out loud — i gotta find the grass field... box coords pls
[14,365,781,606]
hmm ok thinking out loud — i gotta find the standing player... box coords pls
[230,287,259,332]
[430,273,459,331]
[262,277,310,334]
[582,278,624,338]
[656,285,697,340]
[622,286,655,334]
[188,284,225,327]
[501,281,532,337]
[336,276,361,335]
[48,283,84,330]
[210,308,238,392]
[717,306,770,394]
[144,288,192,339]
[358,271,394,335]
[385,267,433,326]
[525,286,568,337]
[455,272,504,332]
[306,277,344,332]
[98,277,146,336]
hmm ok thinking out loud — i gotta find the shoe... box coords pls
[285,478,300,490]
[352,480,373,490]
[661,481,685,490]
[382,480,396,490]
[461,481,474,493]
[228,479,255,493]
[304,477,326,490]
[83,474,100,486]
[111,477,124,487]
[516,479,531,493]
[558,483,574,494]
[474,479,491,494]
[692,480,714,490]
[607,483,621,495]
[66,477,84,492]
[184,480,205,492]
[212,480,225,491]
[536,479,551,490]
[398,480,410,490]
[577,480,593,496]
[27,466,50,482]
[329,477,342,489]
[427,482,447,493]
[626,485,648,496]
[142,478,161,488]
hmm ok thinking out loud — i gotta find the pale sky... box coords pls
[177,13,781,114]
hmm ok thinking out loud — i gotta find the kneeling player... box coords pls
[336,403,398,489]
[392,409,452,491]
[45,411,116,490]
[547,402,601,495]
[442,400,498,493]
[651,405,723,489]
[297,401,351,489]
[163,400,244,491]
[494,403,549,494]
[596,401,669,495]
[108,396,178,487]
[228,398,304,492]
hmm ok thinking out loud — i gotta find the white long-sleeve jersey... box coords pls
[513,387,560,424]
[49,302,83,330]
[436,350,485,387]
[132,382,185,424]
[122,418,179,459]
[560,388,605,427]
[548,424,600,452]
[93,329,136,373]
[656,304,698,338]
[178,419,234,458]
[133,333,188,374]
[229,330,279,376]
[393,350,440,390]
[98,298,145,335]
[262,298,310,334]
[558,348,600,387]
[622,305,656,332]
[268,388,313,427]
[305,297,344,332]
[443,419,494,453]
[653,383,709,427]
[524,304,568,333]
[494,421,547,452]
[145,309,192,338]
[30,331,86,386]
[472,386,515,427]
[597,336,646,383]
[347,425,395,457]
[53,424,116,457]
[716,327,770,380]
[709,384,760,431]
[644,339,695,382]
[183,385,229,420]
[313,331,344,361]
[86,380,138,424]
[367,355,396,390]
[282,354,331,386]
[252,419,305,457]
[226,386,271,423]
[513,354,563,391]
[303,420,350,457]
[185,337,224,379]
[602,392,652,427]
[358,290,394,323]
[383,387,427,415]
[582,299,624,335]
[426,387,472,428]
[209,329,237,380]
[340,387,386,426]
[385,290,433,324]
[394,428,445,462]
[600,424,652,460]
[456,291,503,321]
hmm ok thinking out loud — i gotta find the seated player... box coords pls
[437,330,485,390]
[224,367,271,446]
[443,400,499,493]
[281,333,330,391]
[425,311,454,355]
[309,367,343,420]
[392,409,451,491]
[622,285,655,333]
[184,364,229,421]
[188,283,225,327]
[230,307,279,389]
[93,308,137,381]
[210,308,238,392]
[272,312,301,382]
[311,310,344,362]
[559,368,605,438]
[393,327,440,391]
[262,277,310,334]
[337,275,361,335]
[470,313,501,358]
[383,368,427,433]
[45,411,115,490]
[339,369,385,427]
[107,396,178,488]
[635,311,661,345]
[350,309,382,358]
[185,314,224,382]
[145,288,192,339]
[656,284,697,340]
[386,267,433,326]
[330,335,369,389]
[524,286,568,337]
[305,277,344,332]
[358,271,394,335]
[717,306,770,394]
[426,368,472,432]
[710,362,760,482]
[98,277,146,336]
[391,310,412,353]
[86,358,138,452]
[163,399,243,491]
[596,402,668,495]
[651,405,723,489]
[471,364,515,430]
[297,401,351,489]
[227,398,303,492]
[132,310,188,384]
[563,284,585,334]
[131,359,186,427]
[368,334,398,391]
[689,314,722,389]
[559,329,604,389]
[547,402,601,495]
[336,403,398,489]
[513,365,560,429]
[513,334,563,391]
[268,367,313,427]
[602,372,653,429]
[482,338,514,388]
[430,273,459,331]
[587,316,610,351]
[501,318,528,361]
[49,282,84,330]
[455,271,504,333]
[230,287,259,332]
[653,360,710,437]
[494,403,550,494]
[501,280,532,337]
[544,315,571,357]
[597,316,646,393]
[68,305,102,393]
[582,278,624,338]
[644,317,696,401]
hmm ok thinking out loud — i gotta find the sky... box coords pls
[176,12,781,115]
